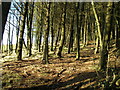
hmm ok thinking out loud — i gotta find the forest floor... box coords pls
[1,41,120,90]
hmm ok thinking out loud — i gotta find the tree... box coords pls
[50,3,54,51]
[91,1,102,54]
[0,2,11,52]
[68,15,74,54]
[76,2,80,60]
[57,2,67,57]
[116,2,120,56]
[100,2,113,70]
[1,2,11,39]
[42,2,51,64]
[27,2,34,56]
[75,2,84,60]
[17,2,28,60]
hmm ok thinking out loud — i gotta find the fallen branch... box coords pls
[53,69,67,83]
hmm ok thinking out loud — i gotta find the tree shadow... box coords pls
[8,71,99,90]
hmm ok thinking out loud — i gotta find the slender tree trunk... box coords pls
[57,2,67,57]
[94,36,99,54]
[51,16,54,51]
[54,25,60,53]
[68,15,74,54]
[111,3,115,40]
[43,2,51,64]
[108,2,114,42]
[17,2,28,60]
[91,1,102,49]
[10,10,15,52]
[23,38,27,50]
[27,2,34,57]
[38,30,42,52]
[15,16,20,53]
[8,14,11,55]
[76,2,80,60]
[83,14,87,47]
[38,8,43,52]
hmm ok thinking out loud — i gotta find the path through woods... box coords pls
[2,41,120,89]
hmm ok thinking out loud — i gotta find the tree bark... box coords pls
[27,2,34,57]
[54,24,60,54]
[116,2,120,56]
[100,2,113,70]
[51,17,54,51]
[43,2,51,64]
[57,2,67,57]
[76,2,80,60]
[68,15,74,54]
[17,2,28,60]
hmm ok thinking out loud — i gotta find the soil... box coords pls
[1,41,120,90]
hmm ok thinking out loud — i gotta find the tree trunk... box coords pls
[17,2,28,60]
[116,2,120,56]
[68,15,74,54]
[100,2,113,70]
[42,2,51,64]
[76,2,80,60]
[54,25,60,54]
[57,2,67,57]
[38,7,44,52]
[8,14,11,55]
[76,2,84,60]
[83,14,87,47]
[91,1,102,50]
[15,16,20,53]
[108,2,114,42]
[27,2,34,57]
[10,10,15,52]
[1,2,11,39]
[51,16,54,51]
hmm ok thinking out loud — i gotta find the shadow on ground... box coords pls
[8,71,98,90]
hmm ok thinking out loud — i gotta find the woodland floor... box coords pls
[1,41,120,90]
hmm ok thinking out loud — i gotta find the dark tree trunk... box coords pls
[68,15,74,54]
[51,16,54,51]
[100,2,113,70]
[15,16,20,53]
[43,2,51,64]
[116,2,120,56]
[2,2,11,37]
[17,2,28,60]
[76,2,80,60]
[27,2,34,57]
[54,25,60,53]
[57,2,67,57]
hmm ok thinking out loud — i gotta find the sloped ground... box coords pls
[1,41,120,90]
